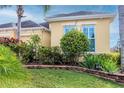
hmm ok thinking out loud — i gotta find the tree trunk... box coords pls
[16,5,24,42]
[118,5,124,72]
[17,16,21,41]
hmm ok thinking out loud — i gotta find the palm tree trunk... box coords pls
[17,15,21,41]
[118,5,124,72]
[16,5,24,42]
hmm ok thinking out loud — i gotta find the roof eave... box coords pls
[45,14,116,22]
[0,27,50,32]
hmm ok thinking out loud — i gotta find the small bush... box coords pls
[60,30,89,54]
[60,30,89,64]
[81,53,120,73]
[80,54,99,69]
[100,60,119,73]
[19,35,41,64]
[18,42,31,64]
[96,53,120,64]
[0,37,21,54]
[0,45,28,78]
[39,46,63,65]
[0,37,19,45]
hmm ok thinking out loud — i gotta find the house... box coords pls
[45,11,115,53]
[0,20,51,47]
[0,11,115,53]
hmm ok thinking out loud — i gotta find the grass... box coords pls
[0,68,124,88]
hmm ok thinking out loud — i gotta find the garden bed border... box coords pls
[24,65,124,84]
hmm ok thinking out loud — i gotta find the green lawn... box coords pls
[0,68,124,88]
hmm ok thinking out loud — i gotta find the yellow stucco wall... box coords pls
[0,28,16,38]
[20,29,51,47]
[49,18,111,53]
[0,28,51,47]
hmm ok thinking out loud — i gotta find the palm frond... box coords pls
[42,5,51,16]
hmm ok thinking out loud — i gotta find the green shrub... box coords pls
[18,42,31,64]
[100,60,119,73]
[38,46,52,64]
[81,53,120,73]
[19,35,41,64]
[39,46,63,65]
[95,53,120,64]
[60,30,89,64]
[60,30,89,55]
[80,54,99,69]
[50,46,63,64]
[0,45,28,78]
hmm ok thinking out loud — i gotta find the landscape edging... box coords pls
[24,65,124,84]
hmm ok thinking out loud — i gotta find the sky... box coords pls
[0,5,119,48]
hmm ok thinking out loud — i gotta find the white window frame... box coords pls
[82,25,96,52]
[63,25,76,34]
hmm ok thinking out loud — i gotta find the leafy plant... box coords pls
[0,37,21,54]
[60,30,89,64]
[0,45,28,78]
[60,30,89,55]
[19,35,41,64]
[100,60,119,73]
[81,53,120,73]
[39,46,63,65]
[80,54,100,69]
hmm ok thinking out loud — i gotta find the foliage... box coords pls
[80,54,99,69]
[60,30,89,55]
[0,45,28,77]
[18,35,63,65]
[80,53,120,73]
[100,60,119,73]
[0,37,19,44]
[39,46,63,65]
[19,35,41,64]
[30,35,41,45]
[60,30,89,64]
[18,42,31,64]
[0,37,22,54]
[95,53,120,64]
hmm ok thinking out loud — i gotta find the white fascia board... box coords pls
[45,14,116,22]
[0,27,16,31]
[21,27,45,30]
[61,22,97,26]
[0,27,50,32]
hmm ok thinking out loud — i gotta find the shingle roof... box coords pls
[0,20,41,28]
[19,20,40,28]
[40,22,49,29]
[0,23,15,28]
[47,11,107,18]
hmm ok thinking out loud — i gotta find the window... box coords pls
[82,25,95,51]
[64,25,76,34]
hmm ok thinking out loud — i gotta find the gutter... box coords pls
[45,13,116,22]
[0,26,50,32]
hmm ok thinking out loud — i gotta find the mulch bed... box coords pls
[24,64,124,84]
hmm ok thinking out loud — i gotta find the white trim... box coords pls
[20,34,31,37]
[0,27,16,31]
[82,24,96,52]
[21,27,46,30]
[45,14,116,22]
[94,25,96,52]
[0,27,50,32]
[61,22,97,26]
[79,22,97,25]
[61,22,77,26]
